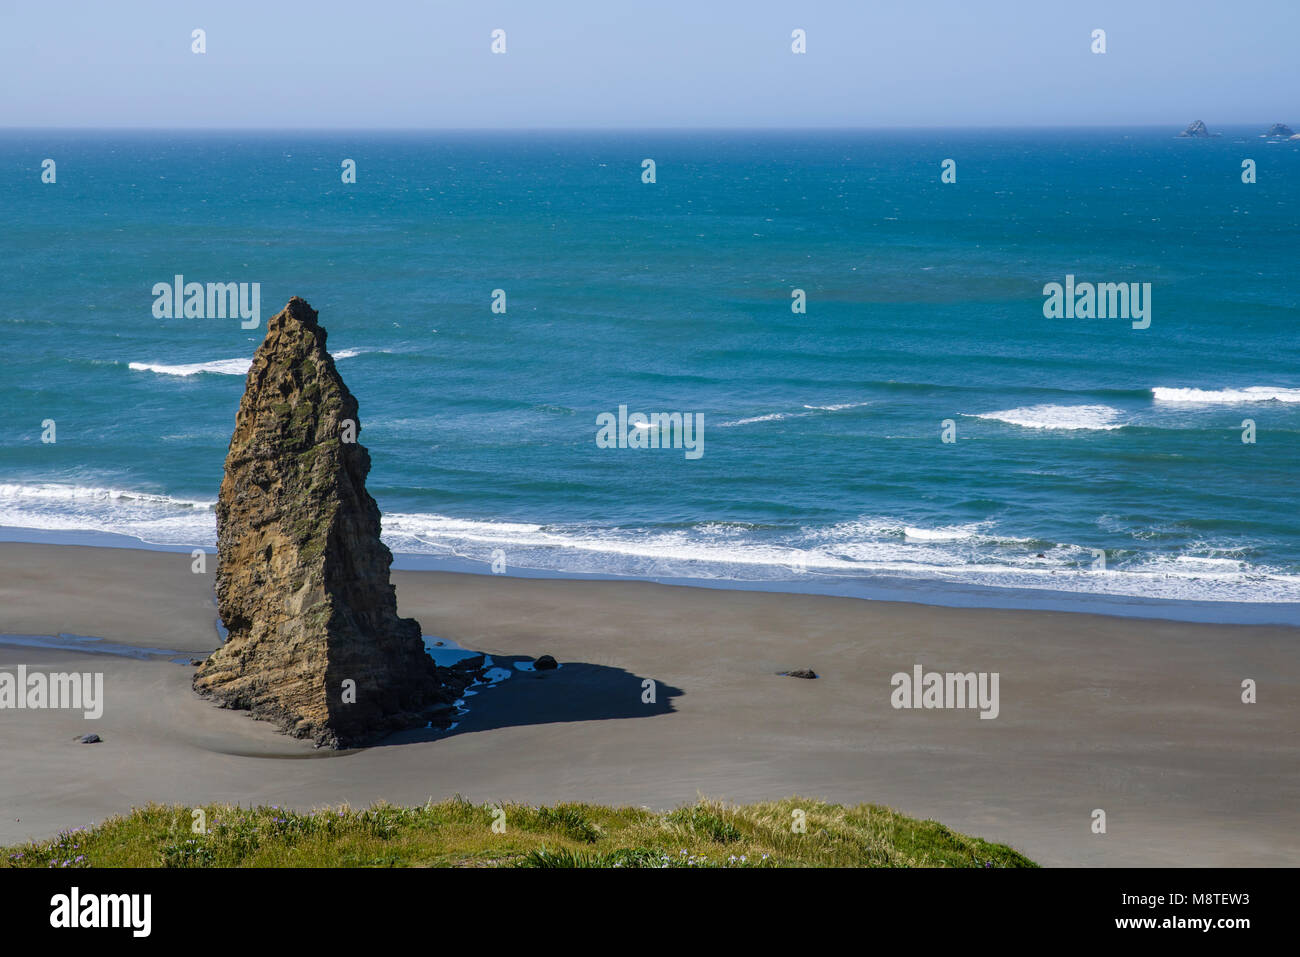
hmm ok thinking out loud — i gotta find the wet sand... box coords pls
[0,541,1296,866]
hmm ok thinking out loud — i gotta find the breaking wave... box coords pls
[972,404,1125,431]
[1152,386,1300,404]
[128,348,366,377]
[3,483,1298,606]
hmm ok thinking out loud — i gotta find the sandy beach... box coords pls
[0,540,1296,866]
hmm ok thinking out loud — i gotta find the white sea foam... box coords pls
[128,348,366,377]
[903,525,979,542]
[3,482,1298,605]
[719,402,870,427]
[1171,555,1246,570]
[802,401,872,412]
[0,483,215,545]
[716,412,795,428]
[129,358,252,377]
[973,404,1125,431]
[0,483,213,510]
[380,511,1300,604]
[1152,386,1300,404]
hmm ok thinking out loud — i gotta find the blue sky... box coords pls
[1,1,1294,128]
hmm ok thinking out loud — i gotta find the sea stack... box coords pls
[1178,120,1211,138]
[193,297,466,747]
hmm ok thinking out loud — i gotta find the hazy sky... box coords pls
[2,1,1294,128]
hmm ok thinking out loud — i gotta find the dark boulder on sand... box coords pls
[779,669,819,679]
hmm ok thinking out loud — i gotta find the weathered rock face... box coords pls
[1179,120,1211,138]
[193,297,467,747]
[1264,123,1295,137]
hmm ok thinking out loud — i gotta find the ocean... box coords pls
[2,128,1297,622]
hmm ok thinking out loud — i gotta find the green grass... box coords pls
[1,797,1036,868]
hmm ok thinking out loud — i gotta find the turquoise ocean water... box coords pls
[1,129,1297,622]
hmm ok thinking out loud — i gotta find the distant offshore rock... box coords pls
[1264,123,1295,137]
[193,297,477,748]
[1178,120,1214,138]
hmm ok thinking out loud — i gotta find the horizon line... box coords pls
[2,122,1291,133]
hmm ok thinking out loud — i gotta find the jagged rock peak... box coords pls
[193,298,474,747]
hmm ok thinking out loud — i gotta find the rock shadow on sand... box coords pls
[373,654,684,748]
